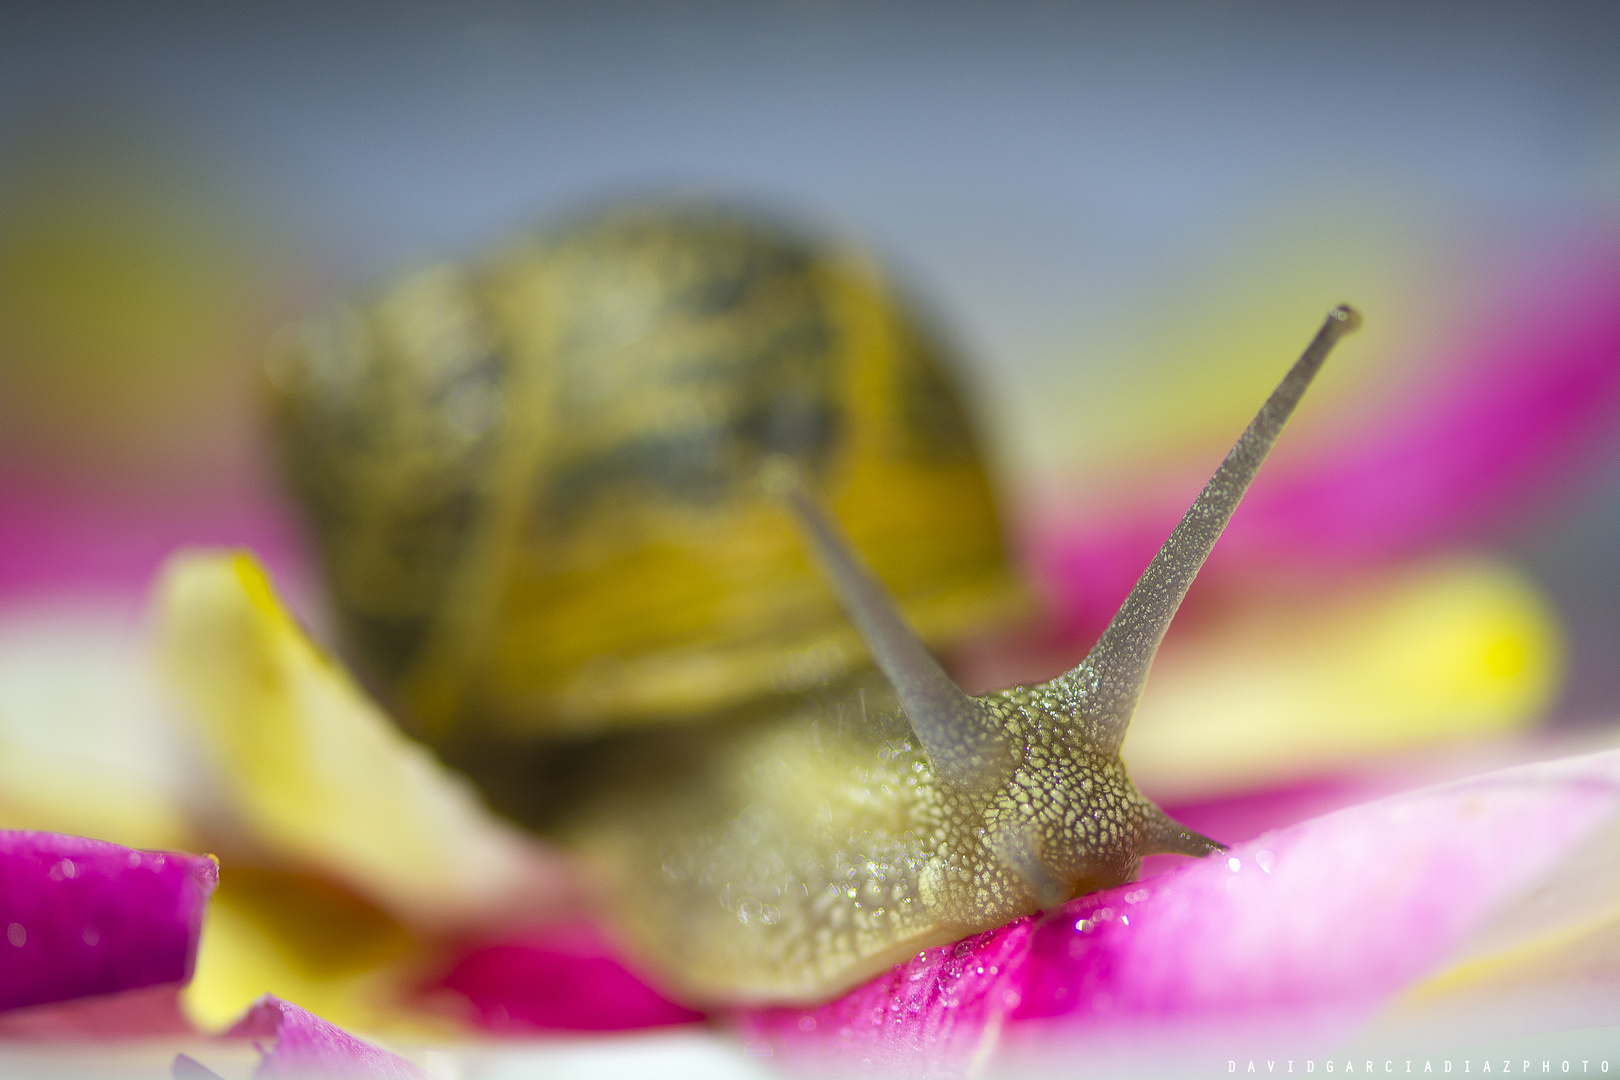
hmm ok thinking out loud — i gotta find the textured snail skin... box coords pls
[562,307,1361,1005]
[565,672,1207,1005]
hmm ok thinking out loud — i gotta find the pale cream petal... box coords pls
[0,602,196,850]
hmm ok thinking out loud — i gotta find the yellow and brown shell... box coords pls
[268,202,1025,746]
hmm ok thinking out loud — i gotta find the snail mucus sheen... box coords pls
[559,305,1362,1004]
[269,202,1361,1006]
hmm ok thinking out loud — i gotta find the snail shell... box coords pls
[268,203,1025,745]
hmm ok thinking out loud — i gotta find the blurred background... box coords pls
[1,0,1619,769]
[2,1,1620,1057]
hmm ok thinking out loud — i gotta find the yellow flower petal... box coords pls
[182,866,439,1036]
[155,551,580,930]
[1122,558,1562,800]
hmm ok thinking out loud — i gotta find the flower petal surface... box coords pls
[226,995,426,1079]
[0,602,196,850]
[428,922,705,1033]
[183,867,427,1038]
[154,551,582,933]
[0,831,216,1013]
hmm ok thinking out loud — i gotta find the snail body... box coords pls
[563,669,1190,1004]
[562,307,1361,1004]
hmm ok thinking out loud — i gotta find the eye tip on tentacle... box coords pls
[1328,302,1362,333]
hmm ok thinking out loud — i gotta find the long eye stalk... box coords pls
[767,460,1010,793]
[771,304,1359,791]
[1080,304,1362,752]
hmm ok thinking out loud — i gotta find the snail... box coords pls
[555,305,1361,1004]
[269,199,1362,1006]
[267,203,1025,750]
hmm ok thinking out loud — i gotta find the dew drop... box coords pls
[6,923,25,947]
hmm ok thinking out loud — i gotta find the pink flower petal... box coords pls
[0,831,216,1014]
[1031,238,1620,639]
[740,747,1620,1076]
[1152,730,1617,852]
[225,996,426,1079]
[0,470,311,608]
[429,922,704,1033]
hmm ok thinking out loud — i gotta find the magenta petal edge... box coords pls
[228,995,428,1080]
[0,831,217,1014]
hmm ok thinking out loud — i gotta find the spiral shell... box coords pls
[269,203,1025,744]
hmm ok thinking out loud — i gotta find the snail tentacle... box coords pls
[1141,805,1227,858]
[1067,305,1362,754]
[769,459,1013,794]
